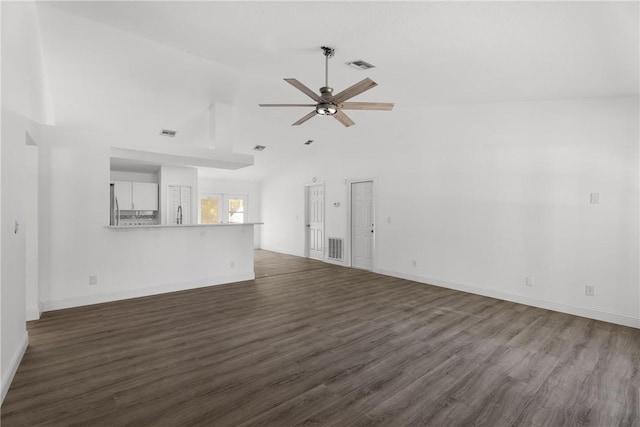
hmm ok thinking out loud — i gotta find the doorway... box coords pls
[350,180,374,271]
[305,183,325,260]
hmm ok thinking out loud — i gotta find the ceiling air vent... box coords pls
[253,145,266,151]
[346,60,375,70]
[160,129,177,137]
[304,140,314,145]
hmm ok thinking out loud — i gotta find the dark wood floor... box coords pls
[2,250,639,426]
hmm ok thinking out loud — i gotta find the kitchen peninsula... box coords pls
[81,222,263,310]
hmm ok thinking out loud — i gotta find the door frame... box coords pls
[304,182,325,260]
[347,178,377,271]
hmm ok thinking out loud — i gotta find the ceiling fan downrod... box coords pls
[317,46,337,115]
[321,46,335,88]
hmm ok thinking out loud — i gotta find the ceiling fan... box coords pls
[259,46,394,127]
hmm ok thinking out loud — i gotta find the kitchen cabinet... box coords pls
[114,181,158,211]
[114,181,133,210]
[132,182,159,210]
[168,185,191,224]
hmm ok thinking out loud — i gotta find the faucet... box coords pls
[115,198,120,226]
[177,205,183,225]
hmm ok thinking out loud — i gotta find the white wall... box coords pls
[197,176,261,248]
[0,112,30,403]
[1,0,53,402]
[25,144,39,321]
[260,97,640,328]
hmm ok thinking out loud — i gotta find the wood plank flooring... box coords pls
[2,250,639,426]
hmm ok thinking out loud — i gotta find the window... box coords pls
[200,197,220,224]
[228,197,245,223]
[199,193,248,224]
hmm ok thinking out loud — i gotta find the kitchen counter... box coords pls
[106,222,263,230]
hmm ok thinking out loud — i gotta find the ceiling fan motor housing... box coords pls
[316,86,337,115]
[316,102,338,115]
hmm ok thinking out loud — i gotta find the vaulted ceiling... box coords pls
[33,1,639,179]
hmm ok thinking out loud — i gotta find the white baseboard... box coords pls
[1,331,28,404]
[259,245,304,258]
[376,268,640,329]
[26,305,42,321]
[41,273,255,313]
[323,258,345,267]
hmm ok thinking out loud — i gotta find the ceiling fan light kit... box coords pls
[259,46,394,127]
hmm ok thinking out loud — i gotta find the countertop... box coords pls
[106,223,263,230]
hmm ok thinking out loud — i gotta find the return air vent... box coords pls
[160,129,177,137]
[346,60,375,70]
[327,238,344,261]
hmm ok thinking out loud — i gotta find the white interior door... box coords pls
[307,184,324,260]
[351,181,374,270]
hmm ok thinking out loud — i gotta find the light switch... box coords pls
[590,193,600,204]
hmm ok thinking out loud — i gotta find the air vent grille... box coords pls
[160,129,176,138]
[328,238,344,261]
[160,129,177,137]
[304,140,314,145]
[253,145,266,151]
[347,60,375,70]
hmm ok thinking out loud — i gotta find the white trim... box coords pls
[41,273,254,312]
[26,306,41,321]
[347,178,377,271]
[259,245,304,258]
[376,268,640,329]
[1,331,28,404]
[323,258,345,266]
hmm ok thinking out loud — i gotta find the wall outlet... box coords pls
[526,276,534,287]
[590,193,600,204]
[585,285,595,296]
[89,275,98,285]
[412,260,417,267]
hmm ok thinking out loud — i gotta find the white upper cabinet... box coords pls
[114,181,158,211]
[133,182,159,211]
[114,181,133,210]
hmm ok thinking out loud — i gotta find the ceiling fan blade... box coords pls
[292,111,317,126]
[259,104,316,107]
[332,78,378,104]
[284,79,323,102]
[340,102,394,111]
[333,110,355,127]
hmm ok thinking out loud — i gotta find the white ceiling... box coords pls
[34,1,639,179]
